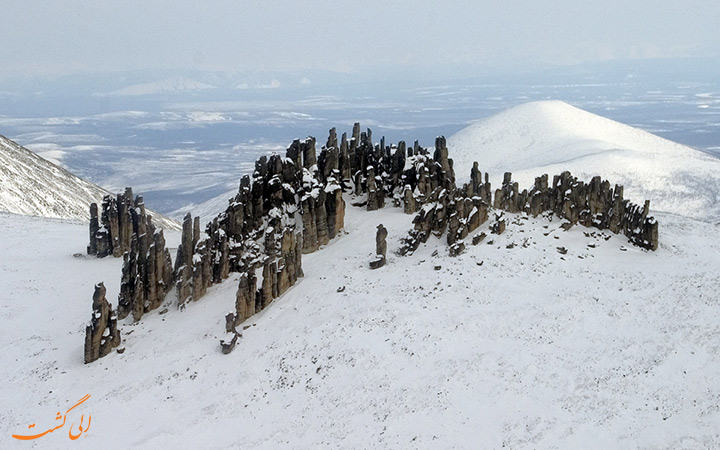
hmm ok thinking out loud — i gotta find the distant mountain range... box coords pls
[104,76,217,96]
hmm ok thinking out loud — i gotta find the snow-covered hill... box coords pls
[0,134,180,229]
[448,101,720,223]
[170,186,237,222]
[1,202,719,449]
[3,101,720,448]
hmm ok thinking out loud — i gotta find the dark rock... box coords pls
[490,214,506,235]
[472,232,487,245]
[449,241,465,257]
[220,331,241,354]
[84,282,121,364]
[370,224,388,269]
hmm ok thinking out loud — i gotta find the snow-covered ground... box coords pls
[448,101,720,223]
[1,199,719,449]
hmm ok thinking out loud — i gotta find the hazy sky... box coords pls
[2,1,719,76]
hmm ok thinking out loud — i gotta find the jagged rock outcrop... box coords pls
[86,188,175,321]
[87,188,174,321]
[117,221,174,321]
[493,172,525,213]
[326,182,345,240]
[399,178,491,256]
[174,212,234,307]
[88,188,143,258]
[511,170,658,250]
[84,123,661,360]
[341,126,458,218]
[84,283,121,363]
[433,136,455,185]
[232,272,257,326]
[401,165,659,254]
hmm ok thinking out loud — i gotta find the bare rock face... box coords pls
[87,203,100,255]
[339,132,351,181]
[234,272,257,325]
[366,167,385,211]
[191,240,210,300]
[470,162,492,205]
[301,137,317,169]
[117,226,175,321]
[84,282,121,364]
[403,185,417,214]
[315,190,329,246]
[370,224,388,269]
[261,259,277,309]
[117,235,137,320]
[433,136,455,185]
[301,195,320,254]
[326,183,345,240]
[87,187,142,258]
[493,172,526,213]
[175,213,195,308]
[528,174,551,217]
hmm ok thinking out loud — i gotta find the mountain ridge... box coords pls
[0,134,180,229]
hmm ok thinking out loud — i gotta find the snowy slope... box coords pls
[1,203,719,449]
[169,186,237,222]
[448,101,720,223]
[0,134,180,229]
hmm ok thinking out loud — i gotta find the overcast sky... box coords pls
[2,1,719,76]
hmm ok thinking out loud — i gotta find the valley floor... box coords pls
[1,205,719,449]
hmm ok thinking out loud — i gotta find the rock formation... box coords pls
[370,224,388,269]
[87,188,141,258]
[84,282,121,363]
[401,166,659,254]
[220,331,240,354]
[87,189,174,322]
[84,123,661,363]
[117,213,174,321]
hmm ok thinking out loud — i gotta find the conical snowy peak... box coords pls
[0,134,179,228]
[448,101,720,222]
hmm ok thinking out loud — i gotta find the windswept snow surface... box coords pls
[448,101,720,223]
[1,203,719,449]
[0,134,180,229]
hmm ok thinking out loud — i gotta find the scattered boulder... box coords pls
[370,224,388,269]
[220,331,241,354]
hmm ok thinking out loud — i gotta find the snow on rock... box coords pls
[448,100,720,223]
[0,134,180,229]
